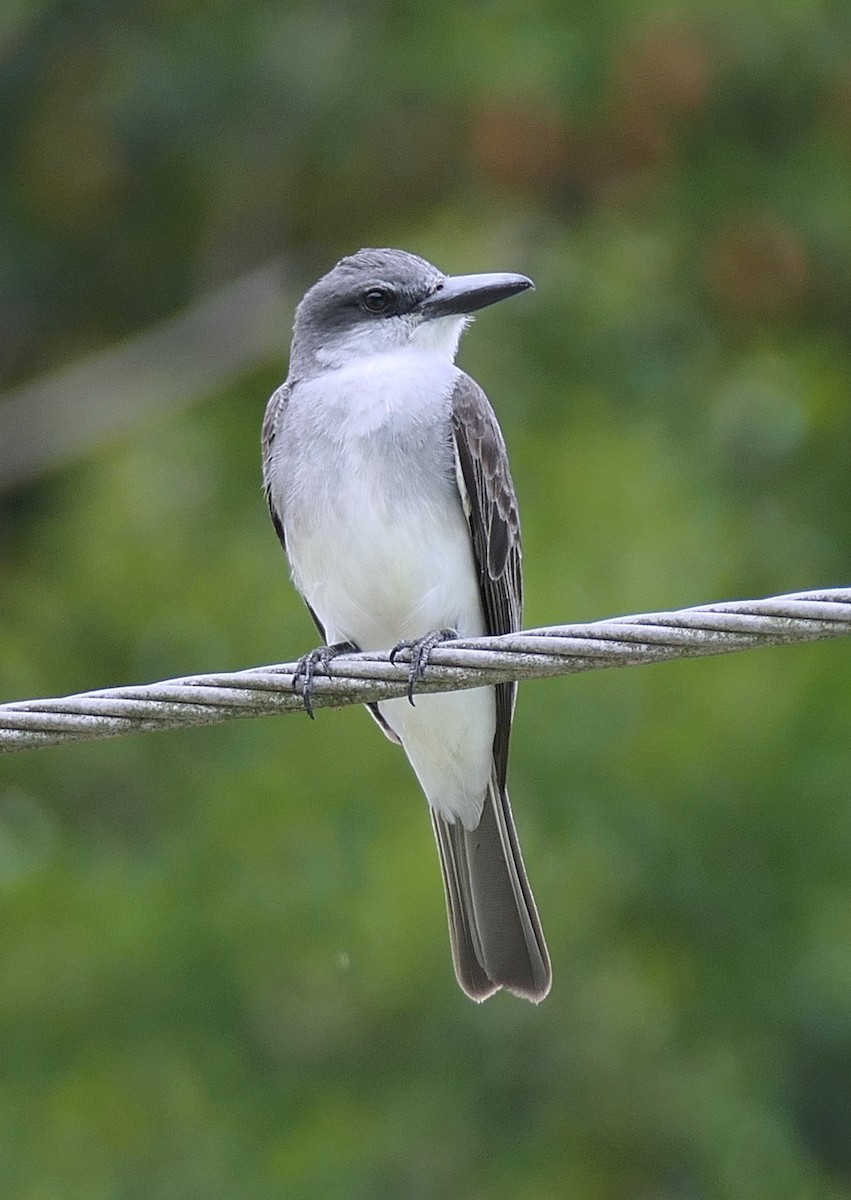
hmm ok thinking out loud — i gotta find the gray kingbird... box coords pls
[262,248,550,1002]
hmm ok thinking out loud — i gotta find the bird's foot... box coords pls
[389,628,457,705]
[292,641,356,718]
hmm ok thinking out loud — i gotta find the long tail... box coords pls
[431,772,551,1002]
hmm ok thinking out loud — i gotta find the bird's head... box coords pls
[289,247,533,376]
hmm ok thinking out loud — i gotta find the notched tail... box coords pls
[431,775,551,1003]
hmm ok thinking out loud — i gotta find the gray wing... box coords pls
[262,382,324,637]
[450,373,522,787]
[262,383,291,553]
[441,375,549,1002]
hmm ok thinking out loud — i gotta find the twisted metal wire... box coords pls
[2,588,850,754]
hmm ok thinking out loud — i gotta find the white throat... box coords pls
[315,313,470,370]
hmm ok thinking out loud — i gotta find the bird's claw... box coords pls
[292,641,355,717]
[389,628,457,705]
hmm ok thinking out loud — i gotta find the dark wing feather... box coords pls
[262,383,291,554]
[262,382,325,640]
[450,374,522,788]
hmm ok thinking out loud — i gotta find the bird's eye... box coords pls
[360,287,395,314]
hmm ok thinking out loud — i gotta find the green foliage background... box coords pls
[2,2,851,1196]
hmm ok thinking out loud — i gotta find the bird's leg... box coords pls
[292,641,356,718]
[389,628,457,706]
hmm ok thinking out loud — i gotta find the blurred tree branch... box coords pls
[0,259,292,490]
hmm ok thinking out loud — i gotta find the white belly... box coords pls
[268,353,496,826]
[289,474,482,650]
[285,453,495,827]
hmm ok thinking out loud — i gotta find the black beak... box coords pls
[419,272,534,319]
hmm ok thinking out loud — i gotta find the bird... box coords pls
[262,247,550,1002]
